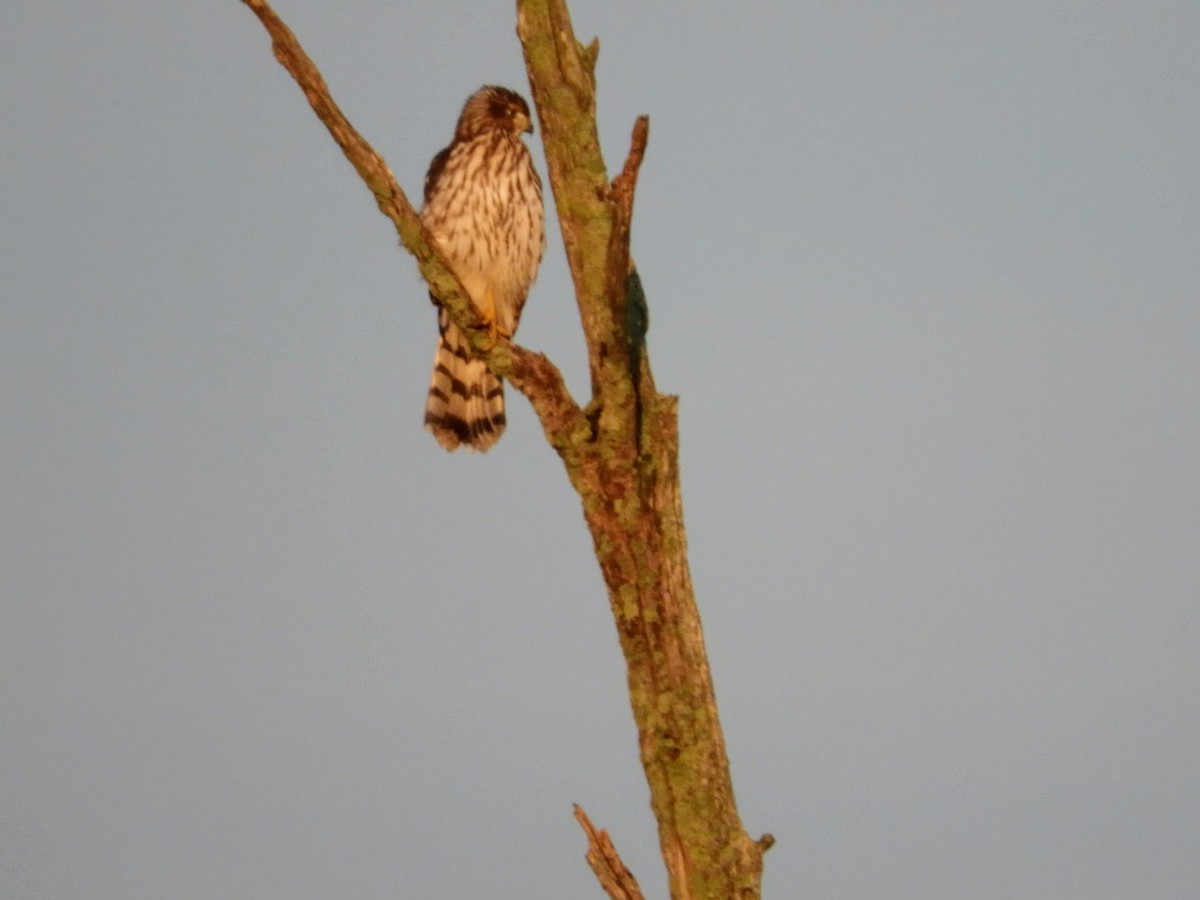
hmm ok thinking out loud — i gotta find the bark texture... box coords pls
[240,0,769,895]
[516,5,768,896]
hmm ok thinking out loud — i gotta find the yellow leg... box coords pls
[478,286,511,351]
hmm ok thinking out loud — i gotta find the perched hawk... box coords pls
[420,85,546,451]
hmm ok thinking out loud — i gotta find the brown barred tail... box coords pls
[423,323,505,452]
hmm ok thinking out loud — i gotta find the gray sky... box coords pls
[3,2,1198,898]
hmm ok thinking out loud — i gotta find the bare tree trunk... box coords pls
[239,1,770,895]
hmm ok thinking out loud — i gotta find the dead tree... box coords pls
[239,1,772,895]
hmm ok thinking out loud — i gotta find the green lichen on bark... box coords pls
[515,8,770,888]
[240,0,767,894]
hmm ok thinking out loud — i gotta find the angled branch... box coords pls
[573,804,645,900]
[239,0,584,447]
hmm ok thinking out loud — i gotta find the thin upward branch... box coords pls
[516,0,614,403]
[606,116,655,415]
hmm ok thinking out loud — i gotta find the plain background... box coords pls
[3,2,1197,898]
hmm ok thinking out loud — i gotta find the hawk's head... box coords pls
[455,85,534,140]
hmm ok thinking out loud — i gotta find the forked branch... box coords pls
[239,0,767,896]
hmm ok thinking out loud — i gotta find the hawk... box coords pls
[420,85,546,451]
